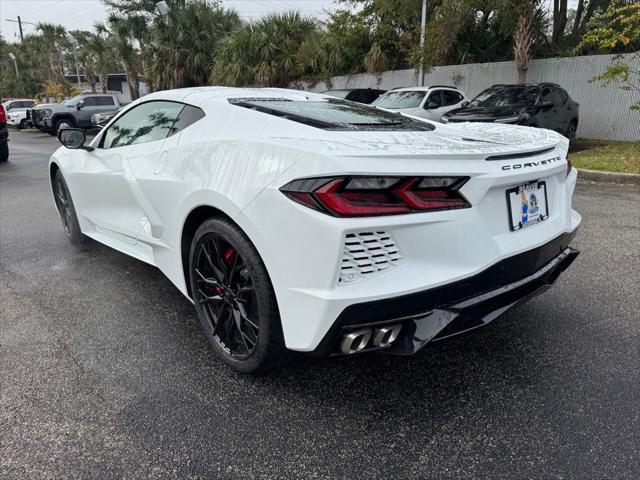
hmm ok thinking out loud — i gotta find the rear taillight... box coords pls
[280,176,470,217]
[0,105,6,124]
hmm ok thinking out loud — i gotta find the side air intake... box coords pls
[339,231,401,284]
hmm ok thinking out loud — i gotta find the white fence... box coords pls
[295,54,640,141]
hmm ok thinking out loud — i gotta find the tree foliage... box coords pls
[575,1,640,110]
[0,0,635,99]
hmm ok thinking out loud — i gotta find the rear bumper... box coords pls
[311,231,579,356]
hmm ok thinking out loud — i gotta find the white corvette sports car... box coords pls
[50,87,581,372]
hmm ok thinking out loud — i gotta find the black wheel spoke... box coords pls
[194,233,260,360]
[195,268,220,287]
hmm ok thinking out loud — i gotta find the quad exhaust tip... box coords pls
[340,324,402,355]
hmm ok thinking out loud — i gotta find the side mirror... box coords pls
[58,128,93,151]
[76,100,84,110]
[5,105,11,111]
[538,100,553,110]
[461,101,469,108]
[426,101,439,109]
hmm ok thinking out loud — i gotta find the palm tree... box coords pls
[86,25,116,93]
[149,0,241,89]
[210,11,318,87]
[106,13,143,100]
[36,23,67,84]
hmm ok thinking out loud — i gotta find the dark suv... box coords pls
[322,88,387,104]
[0,103,8,162]
[441,83,579,140]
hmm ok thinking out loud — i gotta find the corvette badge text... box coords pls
[501,156,562,171]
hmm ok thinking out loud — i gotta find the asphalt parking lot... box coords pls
[1,129,639,479]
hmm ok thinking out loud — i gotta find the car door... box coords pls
[77,96,115,127]
[127,104,206,248]
[535,86,556,130]
[550,87,570,133]
[69,101,184,257]
[421,90,447,121]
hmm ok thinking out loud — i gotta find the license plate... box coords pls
[506,181,549,231]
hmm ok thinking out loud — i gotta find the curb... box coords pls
[577,168,640,186]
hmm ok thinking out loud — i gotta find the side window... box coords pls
[425,91,443,109]
[346,91,363,103]
[442,90,462,106]
[540,87,553,104]
[97,96,116,106]
[170,105,205,136]
[102,101,184,149]
[551,88,566,105]
[83,97,98,107]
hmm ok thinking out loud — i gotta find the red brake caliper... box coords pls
[224,247,235,264]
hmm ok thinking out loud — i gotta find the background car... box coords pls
[50,87,580,373]
[372,86,467,122]
[321,88,386,104]
[7,109,30,129]
[0,103,8,162]
[91,109,121,128]
[441,83,579,141]
[2,99,36,129]
[32,94,122,134]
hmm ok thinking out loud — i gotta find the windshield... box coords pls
[63,95,83,107]
[229,98,433,131]
[372,91,426,109]
[469,86,539,108]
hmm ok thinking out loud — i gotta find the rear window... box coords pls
[322,90,350,99]
[373,91,426,109]
[229,98,433,131]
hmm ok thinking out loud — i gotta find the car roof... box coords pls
[490,83,561,88]
[389,85,461,92]
[142,87,336,106]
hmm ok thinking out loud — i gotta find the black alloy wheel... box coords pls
[195,234,259,359]
[189,218,285,372]
[53,170,85,244]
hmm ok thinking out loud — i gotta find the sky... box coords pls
[0,0,336,42]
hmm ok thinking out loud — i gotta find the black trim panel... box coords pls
[486,146,556,161]
[310,231,578,357]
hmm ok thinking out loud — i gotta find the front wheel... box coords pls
[53,170,85,244]
[189,218,286,373]
[54,118,74,134]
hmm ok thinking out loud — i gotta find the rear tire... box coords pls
[18,119,26,130]
[189,217,286,373]
[53,170,85,244]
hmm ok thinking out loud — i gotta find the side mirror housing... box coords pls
[76,100,84,110]
[58,128,93,151]
[426,101,439,109]
[461,101,469,108]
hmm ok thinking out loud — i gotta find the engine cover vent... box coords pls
[339,231,401,284]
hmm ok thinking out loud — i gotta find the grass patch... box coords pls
[569,139,640,174]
